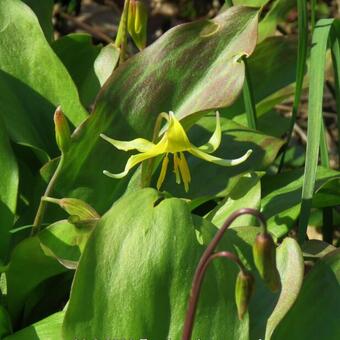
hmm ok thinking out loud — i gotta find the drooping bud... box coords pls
[253,232,281,292]
[128,0,148,50]
[235,270,254,320]
[53,106,71,153]
[43,197,100,220]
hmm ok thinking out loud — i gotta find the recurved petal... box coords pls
[103,150,158,179]
[189,146,252,166]
[198,111,221,154]
[100,133,155,152]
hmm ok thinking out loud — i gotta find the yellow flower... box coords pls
[100,111,252,192]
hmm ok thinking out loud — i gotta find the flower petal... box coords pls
[189,147,252,166]
[198,111,221,154]
[156,154,169,190]
[165,112,192,152]
[100,133,155,152]
[103,151,157,179]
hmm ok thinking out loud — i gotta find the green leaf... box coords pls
[262,166,340,239]
[63,189,250,338]
[265,238,304,339]
[0,305,12,338]
[22,0,54,42]
[206,172,262,228]
[221,36,299,128]
[299,19,335,242]
[258,0,296,42]
[302,239,336,260]
[94,43,120,86]
[39,219,96,269]
[6,237,66,324]
[4,311,64,340]
[63,188,306,339]
[272,250,340,339]
[52,34,102,108]
[0,0,87,159]
[52,6,259,210]
[0,118,18,261]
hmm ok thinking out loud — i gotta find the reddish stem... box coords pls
[182,208,266,340]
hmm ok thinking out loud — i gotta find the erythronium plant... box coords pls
[101,111,253,191]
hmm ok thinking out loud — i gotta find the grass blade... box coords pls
[298,19,334,243]
[279,0,308,170]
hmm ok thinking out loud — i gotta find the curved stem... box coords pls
[182,251,244,340]
[31,155,65,236]
[182,208,266,340]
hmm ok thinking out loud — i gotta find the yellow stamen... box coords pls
[173,153,181,184]
[157,154,169,190]
[179,152,191,192]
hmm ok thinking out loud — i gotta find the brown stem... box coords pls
[182,208,267,340]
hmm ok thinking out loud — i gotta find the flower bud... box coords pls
[253,232,281,292]
[128,0,148,50]
[235,270,254,320]
[54,106,71,153]
[44,197,100,220]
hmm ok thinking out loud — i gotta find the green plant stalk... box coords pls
[242,56,257,129]
[311,0,317,32]
[298,19,334,243]
[31,155,65,236]
[279,0,308,171]
[115,0,130,62]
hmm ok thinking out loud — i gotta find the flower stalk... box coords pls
[182,208,266,340]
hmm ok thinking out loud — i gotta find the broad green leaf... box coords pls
[63,188,304,339]
[262,166,340,239]
[52,6,259,211]
[265,238,304,339]
[63,189,250,338]
[94,43,120,86]
[0,0,87,159]
[221,36,298,127]
[163,116,283,198]
[4,311,64,340]
[52,34,101,108]
[22,0,54,41]
[206,172,262,228]
[0,118,18,261]
[272,250,340,339]
[6,237,66,324]
[39,219,96,269]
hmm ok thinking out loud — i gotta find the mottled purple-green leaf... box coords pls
[52,6,259,211]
